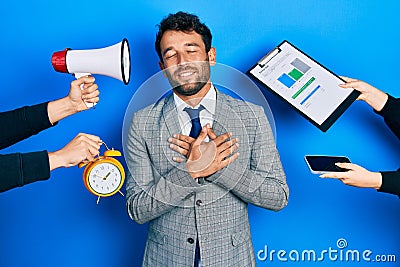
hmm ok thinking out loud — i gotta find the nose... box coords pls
[176,52,189,65]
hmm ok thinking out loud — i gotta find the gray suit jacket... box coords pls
[126,89,289,267]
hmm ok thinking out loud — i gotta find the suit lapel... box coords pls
[213,89,232,136]
[161,93,181,137]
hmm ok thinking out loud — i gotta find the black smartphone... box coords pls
[304,155,351,174]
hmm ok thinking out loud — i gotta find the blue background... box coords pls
[0,1,399,266]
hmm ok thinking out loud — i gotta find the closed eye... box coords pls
[164,51,177,60]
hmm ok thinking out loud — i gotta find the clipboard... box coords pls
[247,40,360,132]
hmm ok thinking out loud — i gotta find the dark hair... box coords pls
[155,11,212,62]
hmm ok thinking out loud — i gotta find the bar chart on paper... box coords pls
[277,58,311,88]
[274,57,323,108]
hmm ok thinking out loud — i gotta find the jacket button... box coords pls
[196,199,203,206]
[187,238,194,244]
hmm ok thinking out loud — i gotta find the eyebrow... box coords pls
[185,42,200,48]
[162,42,201,57]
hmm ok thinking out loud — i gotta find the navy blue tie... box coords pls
[184,106,203,266]
[184,106,203,138]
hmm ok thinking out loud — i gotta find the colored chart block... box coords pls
[292,77,316,99]
[301,85,321,105]
[289,68,303,80]
[291,58,311,73]
[278,73,296,88]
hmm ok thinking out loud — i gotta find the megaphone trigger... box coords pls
[73,73,91,79]
[74,72,96,108]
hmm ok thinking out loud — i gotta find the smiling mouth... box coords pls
[179,71,194,77]
[176,69,197,79]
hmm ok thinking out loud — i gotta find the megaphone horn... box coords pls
[52,38,131,85]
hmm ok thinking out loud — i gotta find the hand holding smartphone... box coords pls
[304,155,351,174]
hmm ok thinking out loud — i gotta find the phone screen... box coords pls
[305,155,351,173]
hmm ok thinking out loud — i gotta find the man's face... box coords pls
[159,30,216,96]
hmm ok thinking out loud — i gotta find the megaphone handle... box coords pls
[74,72,96,108]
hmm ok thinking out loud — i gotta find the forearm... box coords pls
[0,151,50,193]
[206,155,289,211]
[378,169,400,197]
[47,96,79,124]
[48,151,69,171]
[376,95,400,139]
[0,102,55,149]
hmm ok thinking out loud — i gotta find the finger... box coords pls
[339,81,362,89]
[84,139,102,154]
[77,133,102,149]
[85,151,96,162]
[335,162,356,170]
[84,96,100,104]
[213,132,232,146]
[338,77,364,90]
[82,83,99,93]
[339,80,368,93]
[72,76,96,88]
[219,143,239,159]
[77,133,102,142]
[219,152,240,168]
[81,82,95,90]
[79,144,98,161]
[168,137,191,151]
[79,136,102,148]
[169,143,188,157]
[87,145,100,157]
[206,124,218,140]
[218,138,239,153]
[82,89,100,101]
[172,156,185,163]
[193,127,208,145]
[172,134,195,145]
[82,88,100,98]
[320,172,347,179]
[79,75,96,84]
[319,173,334,178]
[339,76,357,83]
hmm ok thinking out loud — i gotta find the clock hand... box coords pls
[103,172,111,180]
[94,174,106,179]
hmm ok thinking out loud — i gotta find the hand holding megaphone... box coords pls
[69,76,99,110]
[52,38,131,108]
[72,73,97,108]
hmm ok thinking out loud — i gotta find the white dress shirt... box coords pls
[173,85,216,138]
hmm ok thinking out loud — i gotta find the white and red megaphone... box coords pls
[52,38,131,107]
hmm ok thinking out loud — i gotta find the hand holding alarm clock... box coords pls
[79,142,125,204]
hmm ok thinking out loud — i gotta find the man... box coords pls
[125,12,289,266]
[0,76,101,193]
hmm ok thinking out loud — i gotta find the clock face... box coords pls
[87,162,123,195]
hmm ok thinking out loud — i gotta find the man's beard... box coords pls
[165,59,211,96]
[174,80,208,96]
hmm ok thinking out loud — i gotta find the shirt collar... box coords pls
[173,84,216,115]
